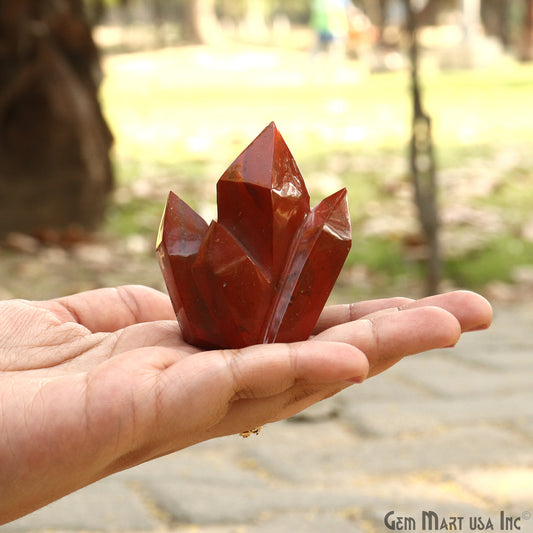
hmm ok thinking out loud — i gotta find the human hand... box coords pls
[0,286,492,524]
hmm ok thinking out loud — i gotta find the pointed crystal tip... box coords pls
[157,123,351,349]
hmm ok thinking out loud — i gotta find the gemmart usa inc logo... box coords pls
[384,510,531,531]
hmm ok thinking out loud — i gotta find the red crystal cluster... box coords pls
[156,122,351,349]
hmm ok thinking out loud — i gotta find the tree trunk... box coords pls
[361,0,383,28]
[460,0,481,42]
[404,0,441,295]
[520,0,533,61]
[152,0,166,47]
[86,0,107,27]
[0,0,113,239]
[182,0,222,44]
[244,0,268,41]
[415,0,448,26]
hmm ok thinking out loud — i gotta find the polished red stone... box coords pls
[156,122,351,349]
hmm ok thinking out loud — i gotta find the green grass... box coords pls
[445,237,533,288]
[100,47,533,294]
[477,166,533,217]
[106,196,163,237]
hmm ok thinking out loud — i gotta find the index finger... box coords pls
[314,297,414,333]
[315,290,492,334]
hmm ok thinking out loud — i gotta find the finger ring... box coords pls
[240,426,262,438]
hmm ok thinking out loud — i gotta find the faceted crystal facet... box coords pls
[156,122,351,349]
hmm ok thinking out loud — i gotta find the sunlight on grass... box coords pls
[101,50,533,173]
[99,46,533,296]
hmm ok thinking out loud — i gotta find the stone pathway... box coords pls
[2,304,532,533]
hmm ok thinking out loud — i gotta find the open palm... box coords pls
[0,285,492,524]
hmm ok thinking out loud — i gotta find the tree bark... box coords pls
[520,0,533,61]
[415,0,449,26]
[182,0,222,44]
[404,0,441,295]
[482,0,511,49]
[0,0,113,239]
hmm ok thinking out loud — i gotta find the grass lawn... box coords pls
[100,45,533,299]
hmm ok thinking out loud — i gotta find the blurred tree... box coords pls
[216,0,246,21]
[85,0,107,26]
[520,0,533,60]
[360,0,388,37]
[244,0,268,39]
[404,0,441,295]
[0,0,114,239]
[415,0,454,25]
[270,0,310,23]
[482,0,511,48]
[360,0,451,43]
[183,0,222,43]
[151,0,166,46]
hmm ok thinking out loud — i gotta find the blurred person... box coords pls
[345,5,378,58]
[0,285,492,524]
[310,0,355,58]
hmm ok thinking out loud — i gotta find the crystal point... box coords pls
[217,122,310,281]
[156,123,351,349]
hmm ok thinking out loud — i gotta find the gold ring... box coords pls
[240,426,262,438]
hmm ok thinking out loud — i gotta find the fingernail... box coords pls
[465,322,492,332]
[346,375,365,384]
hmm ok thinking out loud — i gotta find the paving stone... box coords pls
[289,394,344,422]
[370,472,483,500]
[449,323,533,371]
[452,467,533,509]
[339,370,436,404]
[342,391,533,438]
[247,512,364,533]
[391,354,533,397]
[167,527,245,533]
[240,419,366,484]
[166,525,256,533]
[513,416,533,441]
[142,480,367,525]
[0,479,159,532]
[491,305,533,332]
[456,346,533,371]
[163,513,366,533]
[246,426,533,482]
[116,439,265,486]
